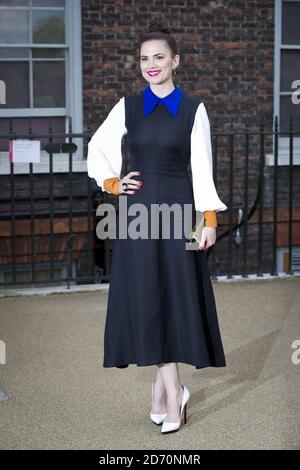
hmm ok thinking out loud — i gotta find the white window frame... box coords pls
[0,0,85,175]
[266,0,300,165]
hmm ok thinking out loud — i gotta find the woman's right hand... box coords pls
[119,171,142,195]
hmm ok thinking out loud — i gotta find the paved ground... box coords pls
[0,277,299,450]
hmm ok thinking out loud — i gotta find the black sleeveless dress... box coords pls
[103,92,226,369]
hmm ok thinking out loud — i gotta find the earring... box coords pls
[173,68,177,75]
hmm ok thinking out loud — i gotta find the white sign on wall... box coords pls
[9,139,41,164]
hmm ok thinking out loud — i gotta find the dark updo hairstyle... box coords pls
[138,22,178,58]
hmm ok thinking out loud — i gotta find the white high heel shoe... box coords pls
[161,385,190,434]
[150,378,167,425]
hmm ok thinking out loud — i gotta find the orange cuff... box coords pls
[204,211,217,228]
[102,182,217,226]
[103,177,122,195]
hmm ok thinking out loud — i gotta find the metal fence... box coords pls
[0,115,299,289]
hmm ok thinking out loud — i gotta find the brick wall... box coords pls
[82,0,275,128]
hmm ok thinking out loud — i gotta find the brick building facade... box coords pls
[0,0,299,285]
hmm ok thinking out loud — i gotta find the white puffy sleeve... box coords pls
[87,96,127,191]
[190,102,227,212]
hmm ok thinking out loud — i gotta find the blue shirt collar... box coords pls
[144,85,184,117]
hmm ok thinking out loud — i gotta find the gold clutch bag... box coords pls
[186,211,205,248]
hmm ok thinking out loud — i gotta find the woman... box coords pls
[87,23,227,434]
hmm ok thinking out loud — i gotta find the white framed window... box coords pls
[266,0,300,165]
[0,0,84,174]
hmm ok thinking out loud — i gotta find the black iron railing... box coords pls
[0,115,299,288]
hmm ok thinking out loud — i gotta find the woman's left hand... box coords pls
[198,227,216,251]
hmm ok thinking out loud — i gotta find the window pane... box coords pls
[0,10,29,43]
[282,1,300,45]
[32,0,65,6]
[32,48,65,58]
[0,1,28,5]
[33,61,65,107]
[0,48,30,58]
[280,95,300,132]
[0,117,66,152]
[0,62,29,108]
[280,50,300,92]
[32,10,65,44]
